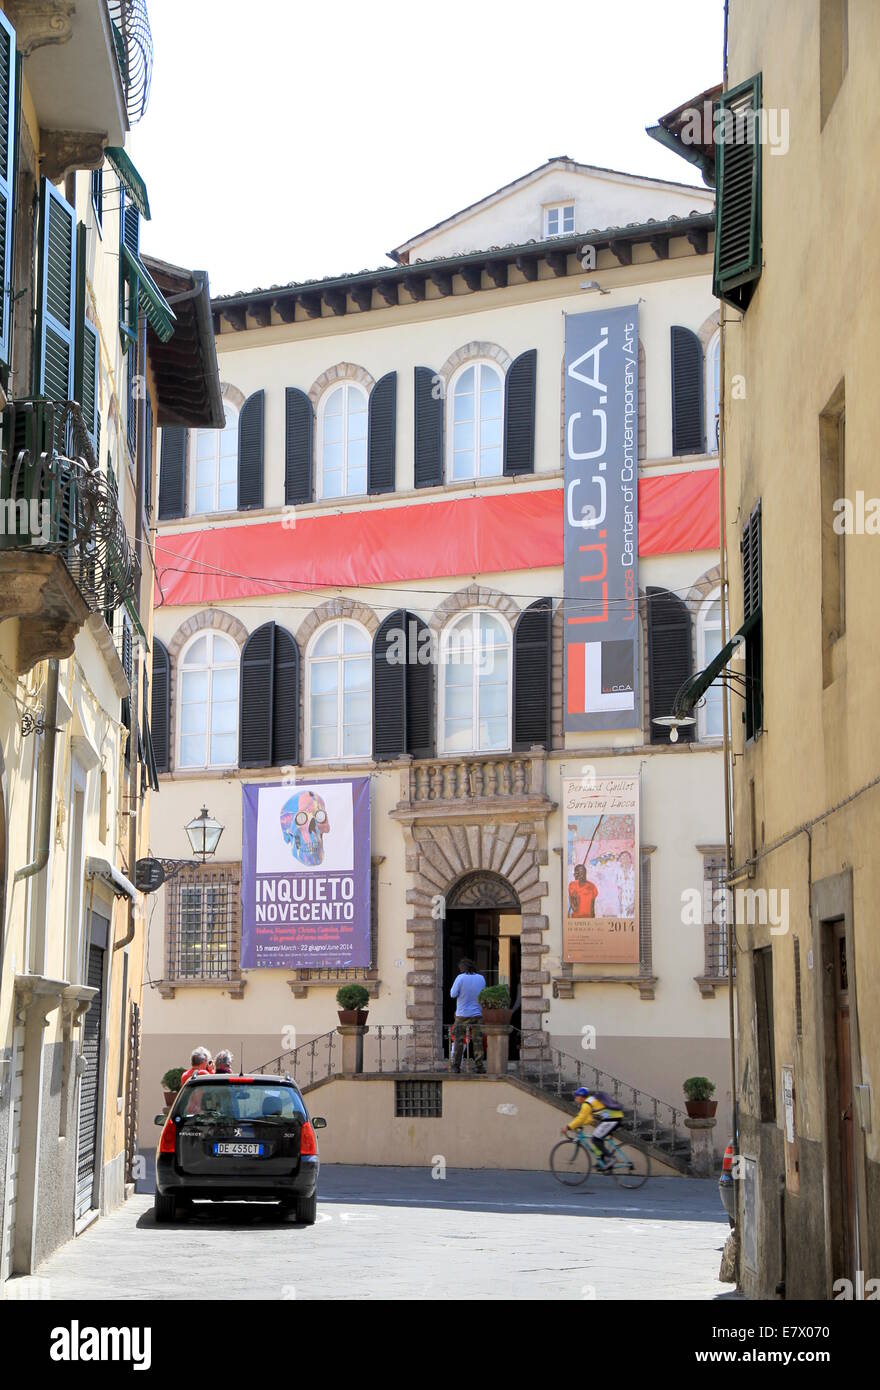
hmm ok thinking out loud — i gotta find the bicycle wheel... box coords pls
[550,1139,592,1186]
[612,1149,651,1190]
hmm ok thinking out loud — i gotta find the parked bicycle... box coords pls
[550,1128,651,1190]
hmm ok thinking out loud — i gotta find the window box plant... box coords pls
[336,983,370,1026]
[683,1075,717,1118]
[479,983,512,1025]
[161,1066,185,1107]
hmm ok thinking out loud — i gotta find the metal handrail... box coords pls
[255,1031,337,1088]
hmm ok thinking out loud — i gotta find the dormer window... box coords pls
[544,203,575,237]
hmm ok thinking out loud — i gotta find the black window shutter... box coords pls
[512,598,552,750]
[272,625,300,766]
[373,609,406,760]
[151,639,170,774]
[647,587,694,744]
[240,622,274,767]
[158,426,187,519]
[503,348,537,476]
[285,387,313,505]
[670,326,704,455]
[367,371,396,494]
[414,367,443,488]
[0,7,17,370]
[741,502,763,740]
[405,613,433,759]
[238,388,264,510]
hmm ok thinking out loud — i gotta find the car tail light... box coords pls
[722,1142,735,1173]
[159,1117,178,1154]
[300,1121,318,1155]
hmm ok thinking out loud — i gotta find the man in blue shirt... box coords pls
[450,958,486,1073]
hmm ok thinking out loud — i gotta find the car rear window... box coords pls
[178,1083,307,1122]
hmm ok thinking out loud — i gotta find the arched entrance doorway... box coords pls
[443,871,521,1059]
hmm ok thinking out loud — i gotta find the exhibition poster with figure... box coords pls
[562,775,639,964]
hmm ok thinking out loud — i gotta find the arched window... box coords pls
[318,382,368,499]
[192,404,239,514]
[706,331,721,452]
[697,589,725,740]
[440,610,511,753]
[447,361,504,481]
[307,621,371,760]
[177,632,239,768]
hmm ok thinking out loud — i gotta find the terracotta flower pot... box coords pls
[163,1090,178,1107]
[481,1008,513,1025]
[337,1009,369,1026]
[685,1099,717,1118]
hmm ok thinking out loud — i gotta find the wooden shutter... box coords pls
[144,392,153,517]
[741,501,762,620]
[284,387,313,504]
[151,639,170,774]
[647,586,694,744]
[119,188,140,353]
[121,612,134,767]
[158,427,187,519]
[368,371,396,494]
[741,502,763,739]
[272,624,300,765]
[512,598,552,750]
[405,613,433,759]
[713,74,763,310]
[503,348,537,476]
[240,622,274,767]
[414,366,443,488]
[238,389,264,510]
[34,178,77,404]
[0,8,17,369]
[670,326,704,455]
[373,609,406,760]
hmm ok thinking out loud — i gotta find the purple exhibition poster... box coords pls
[240,777,371,969]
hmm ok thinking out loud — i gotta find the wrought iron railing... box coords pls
[108,0,153,124]
[256,1031,338,1088]
[0,398,139,615]
[514,1031,687,1154]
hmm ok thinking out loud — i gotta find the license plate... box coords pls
[213,1142,265,1156]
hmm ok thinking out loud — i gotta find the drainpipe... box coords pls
[14,658,60,886]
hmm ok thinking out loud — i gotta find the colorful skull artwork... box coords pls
[280,790,330,866]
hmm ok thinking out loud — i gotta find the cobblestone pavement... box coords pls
[10,1165,737,1301]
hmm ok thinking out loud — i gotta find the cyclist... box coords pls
[561,1086,624,1170]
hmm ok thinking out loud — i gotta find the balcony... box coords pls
[391,750,555,828]
[0,399,139,673]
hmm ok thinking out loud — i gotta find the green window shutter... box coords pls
[713,74,763,310]
[118,186,139,353]
[74,222,100,451]
[34,178,77,406]
[0,8,17,369]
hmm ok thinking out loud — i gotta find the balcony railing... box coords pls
[408,754,537,803]
[108,0,153,125]
[0,398,139,616]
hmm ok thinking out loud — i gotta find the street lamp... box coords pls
[134,805,226,893]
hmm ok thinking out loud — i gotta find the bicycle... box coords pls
[549,1128,651,1190]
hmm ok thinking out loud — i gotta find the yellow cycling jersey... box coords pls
[567,1096,624,1131]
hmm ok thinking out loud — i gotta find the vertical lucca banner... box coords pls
[241,778,371,969]
[564,304,639,731]
[562,775,639,964]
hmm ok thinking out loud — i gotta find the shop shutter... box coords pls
[405,613,433,759]
[373,609,406,760]
[647,587,694,744]
[670,325,704,455]
[512,598,552,750]
[413,366,443,488]
[34,178,77,405]
[503,348,537,475]
[0,8,17,368]
[239,622,274,767]
[713,74,763,311]
[367,371,396,493]
[272,624,300,766]
[75,943,105,1219]
[238,388,264,510]
[284,387,313,505]
[151,639,170,774]
[158,427,187,519]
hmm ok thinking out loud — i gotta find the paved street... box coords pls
[11,1165,736,1301]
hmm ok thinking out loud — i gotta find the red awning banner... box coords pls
[154,470,719,608]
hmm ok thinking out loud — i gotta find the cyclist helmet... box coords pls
[573,1086,589,1100]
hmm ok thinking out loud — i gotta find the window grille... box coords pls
[166,863,241,982]
[395,1080,442,1119]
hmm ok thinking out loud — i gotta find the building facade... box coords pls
[141,157,732,1155]
[0,1,222,1282]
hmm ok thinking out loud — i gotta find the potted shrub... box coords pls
[479,983,512,1025]
[161,1066,185,1107]
[683,1075,717,1118]
[336,983,370,1026]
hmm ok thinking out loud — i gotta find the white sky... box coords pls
[130,0,723,297]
